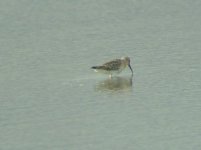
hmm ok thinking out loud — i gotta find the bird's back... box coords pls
[102,59,122,71]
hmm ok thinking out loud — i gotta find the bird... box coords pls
[91,57,133,78]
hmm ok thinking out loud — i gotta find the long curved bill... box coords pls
[128,64,133,75]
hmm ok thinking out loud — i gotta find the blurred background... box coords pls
[0,0,201,149]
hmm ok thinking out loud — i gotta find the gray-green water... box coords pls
[1,0,201,149]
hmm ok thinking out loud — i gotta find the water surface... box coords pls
[0,0,201,150]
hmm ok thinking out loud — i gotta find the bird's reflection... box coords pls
[95,76,133,92]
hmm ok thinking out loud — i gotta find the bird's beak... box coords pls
[128,64,133,75]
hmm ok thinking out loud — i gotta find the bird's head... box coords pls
[121,56,133,75]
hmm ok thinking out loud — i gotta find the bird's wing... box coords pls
[102,59,121,70]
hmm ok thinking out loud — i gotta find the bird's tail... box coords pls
[91,66,103,69]
[91,66,98,69]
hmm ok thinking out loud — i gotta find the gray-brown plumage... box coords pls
[91,57,133,77]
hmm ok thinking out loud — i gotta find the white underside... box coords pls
[93,67,125,75]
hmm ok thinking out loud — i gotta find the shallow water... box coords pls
[0,0,201,150]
